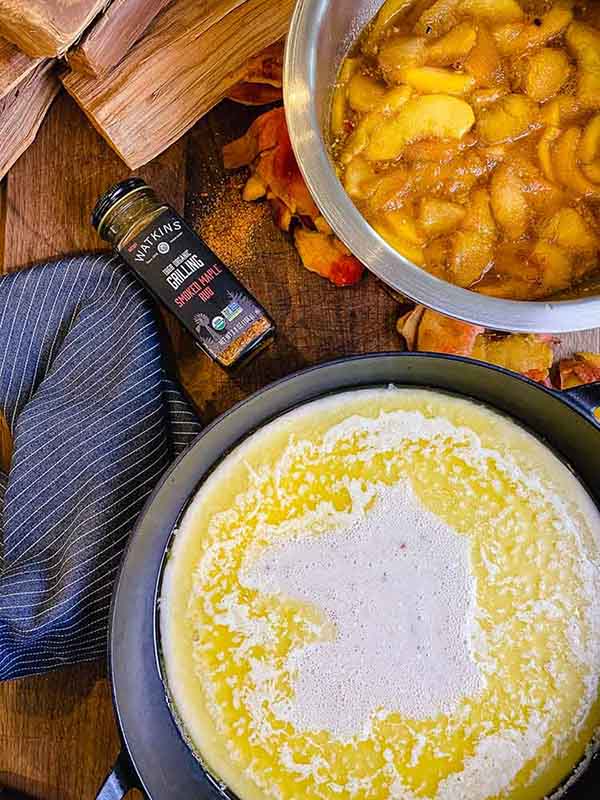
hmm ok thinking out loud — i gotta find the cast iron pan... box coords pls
[96,353,600,800]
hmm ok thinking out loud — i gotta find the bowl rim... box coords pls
[283,0,600,334]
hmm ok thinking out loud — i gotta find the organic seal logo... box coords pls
[212,315,226,331]
[158,241,170,254]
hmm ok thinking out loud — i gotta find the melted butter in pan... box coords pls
[161,388,600,800]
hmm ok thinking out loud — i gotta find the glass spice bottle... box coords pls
[92,178,275,371]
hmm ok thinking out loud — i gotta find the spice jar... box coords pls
[92,178,275,371]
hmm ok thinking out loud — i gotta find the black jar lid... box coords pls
[91,177,149,233]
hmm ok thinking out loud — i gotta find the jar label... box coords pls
[120,208,273,367]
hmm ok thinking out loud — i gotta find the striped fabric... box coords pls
[0,254,200,680]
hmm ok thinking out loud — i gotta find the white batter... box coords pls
[243,481,483,737]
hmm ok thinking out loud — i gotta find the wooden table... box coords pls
[0,90,598,800]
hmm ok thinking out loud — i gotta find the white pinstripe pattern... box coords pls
[17,280,152,410]
[0,434,169,583]
[5,386,164,527]
[7,342,160,459]
[0,254,200,679]
[4,419,167,566]
[16,326,159,426]
[23,256,91,408]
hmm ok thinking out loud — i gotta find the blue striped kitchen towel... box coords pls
[0,253,201,680]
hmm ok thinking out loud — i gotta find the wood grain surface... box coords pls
[62,0,294,169]
[1,91,185,272]
[0,0,111,58]
[0,89,598,800]
[0,37,41,99]
[67,0,172,77]
[0,62,61,182]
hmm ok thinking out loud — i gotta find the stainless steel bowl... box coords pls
[284,0,600,333]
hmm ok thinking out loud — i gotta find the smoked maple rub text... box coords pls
[92,178,275,370]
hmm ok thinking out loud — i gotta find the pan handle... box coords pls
[96,751,139,800]
[562,381,600,424]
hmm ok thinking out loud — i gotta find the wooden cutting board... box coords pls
[0,89,599,800]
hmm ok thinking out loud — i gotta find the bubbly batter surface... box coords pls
[160,388,600,800]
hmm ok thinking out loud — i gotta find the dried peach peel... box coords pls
[398,306,555,384]
[224,107,364,286]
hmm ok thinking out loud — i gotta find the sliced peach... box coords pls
[579,114,600,182]
[379,36,428,83]
[403,134,475,162]
[397,305,426,349]
[577,69,600,112]
[493,23,526,55]
[552,127,600,198]
[490,165,529,239]
[441,150,491,198]
[459,0,523,24]
[541,95,581,127]
[403,149,492,201]
[572,251,599,282]
[382,209,424,244]
[522,49,571,103]
[377,152,491,207]
[479,144,508,171]
[464,25,504,88]
[477,94,539,145]
[566,22,600,109]
[521,172,565,215]
[546,3,577,39]
[510,154,565,213]
[401,142,447,163]
[400,66,476,95]
[423,237,451,280]
[343,157,377,199]
[448,231,494,287]
[341,113,380,163]
[380,236,426,267]
[471,87,508,108]
[541,208,598,253]
[530,240,573,292]
[583,163,600,184]
[462,187,496,236]
[419,198,466,235]
[475,242,545,299]
[580,114,600,163]
[427,22,477,66]
[373,210,425,265]
[347,72,387,113]
[415,0,462,38]
[341,86,413,162]
[331,58,359,137]
[365,94,475,161]
[401,308,485,355]
[537,126,562,182]
[415,0,520,46]
[330,89,346,139]
[380,85,416,113]
[368,166,412,211]
[476,276,538,299]
[330,102,345,140]
[494,1,574,56]
[365,0,419,53]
